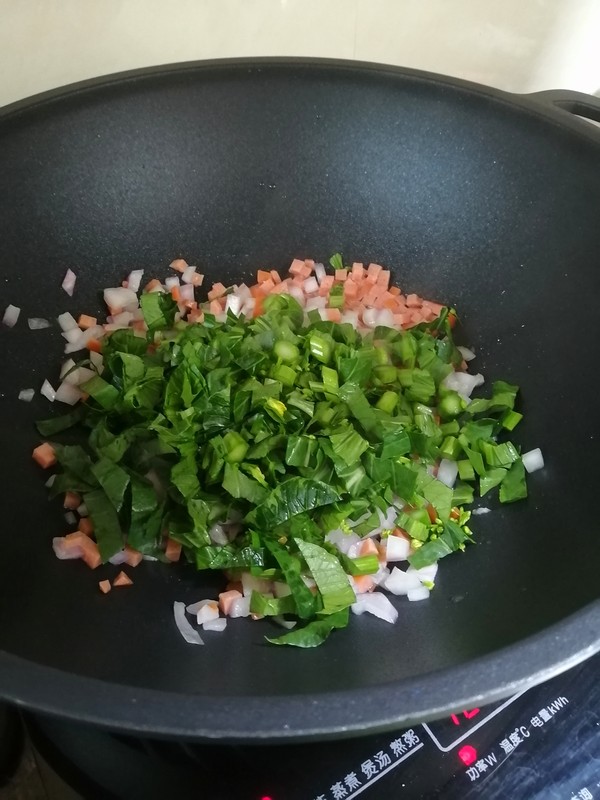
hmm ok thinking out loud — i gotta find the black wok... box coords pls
[0,59,599,742]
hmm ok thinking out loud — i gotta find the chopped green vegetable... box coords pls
[37,257,535,648]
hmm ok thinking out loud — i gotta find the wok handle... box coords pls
[527,89,600,125]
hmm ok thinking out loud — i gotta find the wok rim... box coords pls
[1,602,598,742]
[1,58,599,740]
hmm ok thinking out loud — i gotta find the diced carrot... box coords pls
[143,278,163,293]
[352,574,376,594]
[209,299,224,315]
[359,538,379,557]
[289,258,306,276]
[259,278,275,294]
[65,532,102,569]
[326,308,342,322]
[377,270,391,289]
[170,258,188,273]
[405,293,422,308]
[165,538,182,563]
[367,262,383,278]
[252,297,264,317]
[257,269,271,283]
[343,280,358,298]
[304,259,315,271]
[422,299,445,316]
[249,283,265,299]
[319,275,334,292]
[123,545,143,568]
[382,293,398,310]
[389,286,401,296]
[191,272,204,286]
[352,262,364,279]
[78,517,94,536]
[187,308,204,324]
[99,579,111,594]
[87,338,102,353]
[77,314,97,329]
[63,491,81,510]
[207,282,227,301]
[121,280,128,288]
[225,580,243,594]
[363,286,381,307]
[335,269,348,281]
[32,442,56,469]
[113,571,133,587]
[218,589,243,616]
[270,270,282,284]
[170,285,181,302]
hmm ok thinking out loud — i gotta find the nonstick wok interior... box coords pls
[0,61,599,740]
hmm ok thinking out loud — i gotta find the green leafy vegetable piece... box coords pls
[295,539,355,614]
[265,607,349,647]
[499,459,528,503]
[91,457,130,512]
[250,478,340,530]
[84,488,123,561]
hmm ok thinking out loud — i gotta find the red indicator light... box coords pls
[451,708,481,725]
[260,797,273,800]
[458,745,478,765]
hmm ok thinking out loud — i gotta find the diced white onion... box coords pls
[64,511,77,525]
[457,345,476,361]
[302,276,319,295]
[77,503,88,517]
[272,581,292,599]
[127,269,144,293]
[370,564,390,586]
[351,592,398,624]
[197,603,220,626]
[437,459,459,488]
[362,308,379,328]
[522,447,544,474]
[385,534,411,562]
[383,566,422,595]
[103,287,138,313]
[376,309,395,328]
[241,572,272,597]
[208,523,228,546]
[325,529,361,555]
[181,266,197,284]
[55,381,83,405]
[52,537,83,560]
[89,350,104,372]
[186,598,215,616]
[442,370,484,401]
[111,311,134,327]
[179,283,195,303]
[314,263,326,284]
[63,366,96,387]
[45,474,56,488]
[165,276,180,289]
[57,312,78,331]
[109,550,129,565]
[407,585,431,602]
[61,268,77,296]
[471,507,491,516]
[203,618,227,632]
[28,317,51,330]
[40,379,56,402]
[304,297,327,311]
[62,327,83,343]
[341,311,359,327]
[407,563,438,583]
[173,601,204,645]
[225,294,243,316]
[377,505,398,531]
[18,388,35,402]
[228,596,251,618]
[64,325,105,354]
[2,304,20,328]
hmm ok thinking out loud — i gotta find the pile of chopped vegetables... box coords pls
[22,254,543,647]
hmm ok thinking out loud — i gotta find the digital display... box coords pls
[421,691,526,752]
